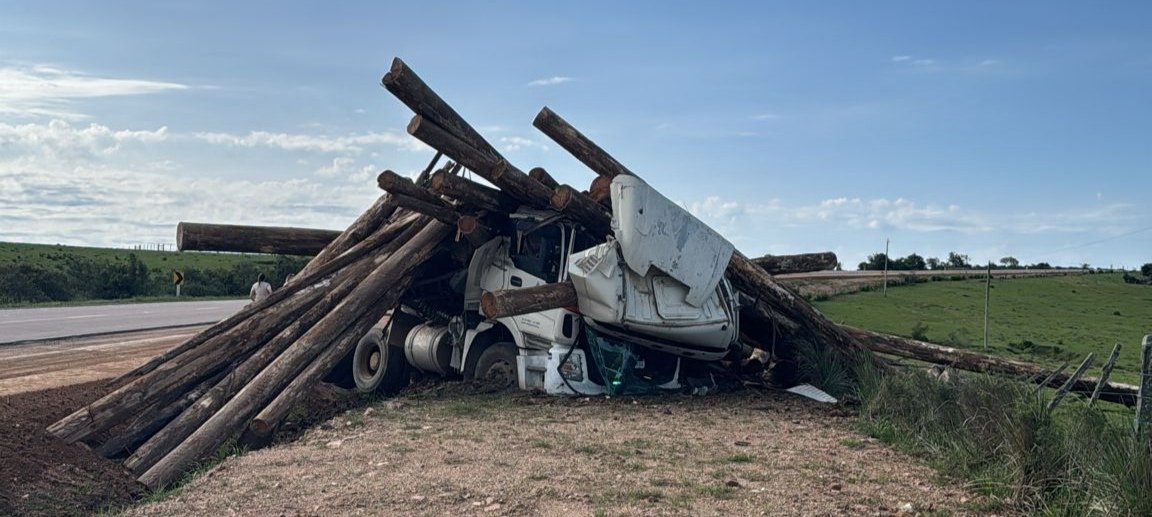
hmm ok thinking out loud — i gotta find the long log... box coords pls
[377,170,446,206]
[382,57,502,162]
[138,219,451,489]
[550,185,612,237]
[390,193,461,226]
[751,252,839,275]
[430,170,516,212]
[533,107,635,179]
[481,282,579,319]
[176,222,339,256]
[94,370,226,459]
[846,327,1138,406]
[108,210,418,385]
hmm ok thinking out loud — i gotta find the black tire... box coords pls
[353,327,410,395]
[473,342,518,388]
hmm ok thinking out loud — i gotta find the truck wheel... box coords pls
[353,328,409,395]
[474,342,517,387]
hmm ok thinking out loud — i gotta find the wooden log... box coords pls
[94,370,225,459]
[390,193,461,226]
[529,167,559,190]
[382,57,502,162]
[533,107,636,179]
[377,170,445,206]
[550,185,612,237]
[430,170,516,212]
[481,282,579,319]
[588,175,611,206]
[845,327,1138,406]
[247,312,387,439]
[751,252,839,275]
[110,211,418,385]
[137,219,452,489]
[1048,353,1094,411]
[176,222,339,256]
[295,194,397,281]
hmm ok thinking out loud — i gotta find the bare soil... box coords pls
[126,384,984,516]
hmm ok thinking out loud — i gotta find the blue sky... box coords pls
[1,1,1148,269]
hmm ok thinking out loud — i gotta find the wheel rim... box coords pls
[368,350,381,373]
[483,359,516,386]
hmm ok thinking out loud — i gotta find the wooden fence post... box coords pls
[1089,343,1121,407]
[1137,335,1152,438]
[1048,353,1094,411]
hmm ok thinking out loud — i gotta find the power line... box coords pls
[1033,225,1152,259]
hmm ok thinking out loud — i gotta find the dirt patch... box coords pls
[0,381,143,517]
[126,387,980,516]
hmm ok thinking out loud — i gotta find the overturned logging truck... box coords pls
[47,58,1135,490]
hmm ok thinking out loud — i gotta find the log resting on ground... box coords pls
[751,252,838,275]
[846,327,1138,406]
[176,222,340,256]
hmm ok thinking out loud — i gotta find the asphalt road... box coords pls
[0,300,248,344]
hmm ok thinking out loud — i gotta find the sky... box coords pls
[1,1,1149,269]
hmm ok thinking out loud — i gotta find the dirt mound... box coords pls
[0,381,142,517]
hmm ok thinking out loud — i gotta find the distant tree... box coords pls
[999,256,1020,268]
[1142,263,1152,278]
[858,253,889,271]
[926,257,941,270]
[946,252,971,268]
[1029,262,1052,269]
[897,253,927,271]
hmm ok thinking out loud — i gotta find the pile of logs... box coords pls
[68,56,1116,490]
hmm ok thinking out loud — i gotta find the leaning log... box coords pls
[295,194,397,281]
[846,327,1138,406]
[533,107,635,179]
[481,282,579,319]
[138,218,452,489]
[176,222,340,256]
[377,170,446,206]
[529,167,559,190]
[751,252,839,275]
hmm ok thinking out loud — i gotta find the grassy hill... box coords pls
[0,242,308,306]
[813,273,1151,383]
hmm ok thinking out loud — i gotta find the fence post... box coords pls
[1048,353,1093,411]
[1137,335,1152,438]
[1089,343,1121,407]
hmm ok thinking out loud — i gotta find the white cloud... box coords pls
[499,136,548,152]
[527,76,573,87]
[0,119,170,158]
[0,63,188,120]
[750,113,780,121]
[891,56,912,62]
[193,129,427,154]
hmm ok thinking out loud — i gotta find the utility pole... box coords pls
[882,238,890,297]
[983,261,991,350]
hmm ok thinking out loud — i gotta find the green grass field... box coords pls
[813,273,1151,383]
[0,241,276,272]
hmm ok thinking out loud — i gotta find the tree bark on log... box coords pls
[137,219,451,489]
[481,282,579,319]
[845,327,1138,406]
[533,107,635,179]
[751,252,839,275]
[588,175,611,206]
[94,370,225,459]
[247,312,388,439]
[430,170,516,212]
[550,185,612,237]
[529,167,559,190]
[176,222,340,256]
[389,193,461,226]
[294,194,397,281]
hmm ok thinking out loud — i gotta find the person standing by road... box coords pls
[250,273,273,304]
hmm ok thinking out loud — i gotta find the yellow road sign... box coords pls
[173,270,184,286]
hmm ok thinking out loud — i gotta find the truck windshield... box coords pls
[512,223,563,283]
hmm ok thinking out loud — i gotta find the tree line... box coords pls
[857,252,1057,271]
[0,253,308,305]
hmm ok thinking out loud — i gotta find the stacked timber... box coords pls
[48,57,882,489]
